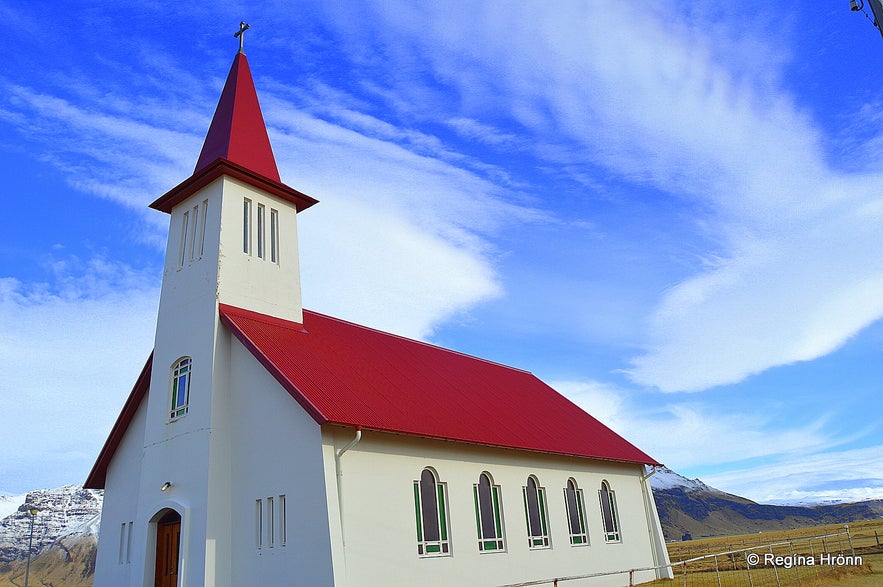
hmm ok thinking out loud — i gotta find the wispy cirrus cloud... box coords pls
[334,1,883,391]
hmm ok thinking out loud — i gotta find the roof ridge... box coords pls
[218,303,534,375]
[301,308,536,375]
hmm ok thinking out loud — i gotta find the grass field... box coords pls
[643,519,883,587]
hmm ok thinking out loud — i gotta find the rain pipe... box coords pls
[335,426,362,548]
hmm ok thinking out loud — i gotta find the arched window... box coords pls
[523,475,550,548]
[564,478,588,545]
[599,481,621,542]
[474,472,504,552]
[169,357,191,420]
[413,468,450,556]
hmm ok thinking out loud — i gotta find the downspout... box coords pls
[640,465,673,580]
[335,426,362,548]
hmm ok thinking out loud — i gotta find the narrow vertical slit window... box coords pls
[267,496,275,547]
[255,499,263,549]
[179,210,189,267]
[473,472,504,552]
[414,468,450,556]
[197,200,208,258]
[169,357,191,420]
[243,199,252,254]
[189,205,199,261]
[119,522,126,564]
[523,475,550,548]
[126,521,133,563]
[279,495,287,546]
[270,209,279,263]
[564,479,588,545]
[599,481,621,542]
[257,204,265,259]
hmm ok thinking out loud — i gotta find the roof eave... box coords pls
[149,158,318,214]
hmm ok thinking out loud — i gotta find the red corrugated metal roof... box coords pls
[219,304,660,466]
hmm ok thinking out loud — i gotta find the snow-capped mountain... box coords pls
[0,485,102,563]
[648,466,712,492]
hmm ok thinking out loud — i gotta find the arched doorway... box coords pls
[154,509,181,587]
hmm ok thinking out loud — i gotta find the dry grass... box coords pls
[642,519,883,587]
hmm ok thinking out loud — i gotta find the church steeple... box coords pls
[193,51,281,181]
[148,35,317,324]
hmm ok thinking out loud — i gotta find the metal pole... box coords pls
[24,508,37,587]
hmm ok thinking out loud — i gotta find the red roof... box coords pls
[85,306,659,489]
[194,52,280,180]
[219,304,660,466]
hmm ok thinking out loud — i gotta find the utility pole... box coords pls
[24,508,38,587]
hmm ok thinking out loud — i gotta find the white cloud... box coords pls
[0,258,158,492]
[551,379,833,473]
[359,1,883,391]
[703,446,883,505]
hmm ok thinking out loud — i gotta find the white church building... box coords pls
[85,35,672,587]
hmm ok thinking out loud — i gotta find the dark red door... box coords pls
[155,511,181,587]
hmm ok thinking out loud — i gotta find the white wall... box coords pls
[93,398,147,587]
[225,334,336,587]
[323,428,664,587]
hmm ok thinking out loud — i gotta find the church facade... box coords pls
[85,39,672,587]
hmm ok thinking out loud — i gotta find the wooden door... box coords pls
[155,511,181,587]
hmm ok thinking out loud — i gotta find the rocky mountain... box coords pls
[0,485,102,563]
[650,467,883,540]
[0,486,101,587]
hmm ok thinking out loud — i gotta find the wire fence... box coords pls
[499,521,882,587]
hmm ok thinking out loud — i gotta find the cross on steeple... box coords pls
[234,21,250,54]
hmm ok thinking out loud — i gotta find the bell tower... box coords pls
[134,30,318,587]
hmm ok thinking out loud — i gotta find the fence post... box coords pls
[789,541,801,586]
[845,525,855,556]
[682,560,688,587]
[769,545,781,587]
[713,554,722,587]
[744,552,754,587]
[629,569,634,587]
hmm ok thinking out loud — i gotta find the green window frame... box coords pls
[523,475,550,549]
[414,468,450,556]
[564,478,588,545]
[599,480,621,542]
[473,472,505,552]
[169,357,191,420]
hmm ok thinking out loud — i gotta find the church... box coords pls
[85,30,672,587]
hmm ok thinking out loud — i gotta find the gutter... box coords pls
[335,426,362,548]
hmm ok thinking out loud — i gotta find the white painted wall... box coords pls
[93,398,147,587]
[323,428,667,587]
[224,335,336,587]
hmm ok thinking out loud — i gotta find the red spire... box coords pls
[194,52,280,181]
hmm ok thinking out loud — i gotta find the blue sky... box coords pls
[1,1,881,505]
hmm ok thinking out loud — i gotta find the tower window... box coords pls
[257,204,265,259]
[169,357,191,420]
[243,198,252,254]
[270,209,279,263]
[178,211,189,267]
[198,199,208,259]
